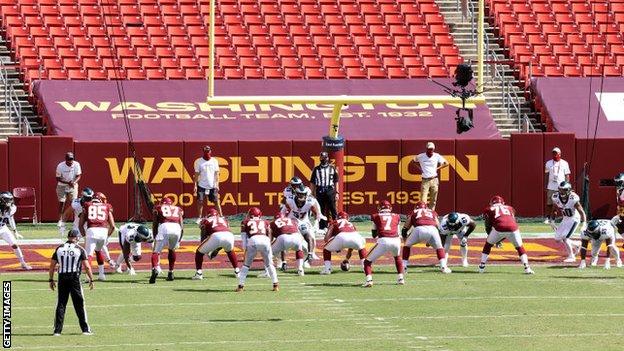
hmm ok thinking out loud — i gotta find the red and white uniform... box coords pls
[153,204,183,253]
[241,218,274,266]
[324,218,366,252]
[270,217,306,256]
[83,201,113,256]
[404,208,443,249]
[367,212,402,262]
[617,189,624,217]
[197,215,235,254]
[483,203,523,247]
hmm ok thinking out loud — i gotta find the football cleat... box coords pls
[441,267,452,274]
[166,271,174,281]
[297,269,305,276]
[362,280,373,288]
[258,270,269,278]
[115,266,123,274]
[82,332,93,336]
[617,260,623,268]
[155,266,163,275]
[149,268,158,284]
[234,267,240,277]
[236,285,244,292]
[97,273,106,281]
[280,261,287,272]
[108,260,117,269]
[192,272,204,280]
[478,263,486,273]
[563,256,576,263]
[272,283,280,291]
[461,259,469,267]
[578,261,587,269]
[524,267,535,274]
[128,268,136,276]
[604,261,611,270]
[21,263,32,270]
[319,268,332,275]
[53,333,61,337]
[590,256,599,267]
[397,277,405,285]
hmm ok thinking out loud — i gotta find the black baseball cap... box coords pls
[65,152,75,160]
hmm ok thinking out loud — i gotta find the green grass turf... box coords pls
[8,265,624,350]
[17,220,554,241]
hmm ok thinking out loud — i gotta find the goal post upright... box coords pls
[324,104,345,212]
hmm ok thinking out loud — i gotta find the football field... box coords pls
[7,265,624,351]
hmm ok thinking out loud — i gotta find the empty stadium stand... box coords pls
[487,0,624,80]
[0,0,464,85]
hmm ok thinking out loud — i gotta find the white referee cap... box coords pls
[426,142,435,149]
[552,147,561,154]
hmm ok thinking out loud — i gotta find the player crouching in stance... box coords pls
[270,212,306,276]
[115,223,153,275]
[193,208,240,280]
[283,187,325,265]
[549,181,586,263]
[320,211,367,275]
[237,207,279,292]
[579,220,622,269]
[150,198,184,284]
[439,212,476,267]
[401,201,450,273]
[79,193,115,280]
[363,200,404,287]
[0,192,31,270]
[479,196,534,274]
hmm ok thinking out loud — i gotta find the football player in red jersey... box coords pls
[193,208,240,280]
[479,196,534,274]
[320,211,367,275]
[238,207,279,292]
[149,197,184,284]
[92,192,117,271]
[363,200,404,287]
[401,201,450,273]
[270,212,306,275]
[79,194,115,281]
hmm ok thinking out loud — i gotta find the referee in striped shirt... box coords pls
[310,151,339,229]
[49,229,94,336]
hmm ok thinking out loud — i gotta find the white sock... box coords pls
[196,269,203,275]
[297,259,304,271]
[402,259,409,268]
[519,253,529,267]
[563,239,573,256]
[460,245,468,261]
[239,266,250,286]
[14,248,25,264]
[365,274,372,281]
[439,257,448,268]
[98,265,104,275]
[398,273,404,280]
[324,260,331,270]
[480,253,489,264]
[101,246,111,261]
[266,265,279,284]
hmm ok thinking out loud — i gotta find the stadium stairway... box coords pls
[436,0,542,136]
[0,35,41,139]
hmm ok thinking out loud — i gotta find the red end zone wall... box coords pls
[4,135,616,221]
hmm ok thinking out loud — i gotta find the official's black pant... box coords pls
[316,187,337,229]
[54,274,90,334]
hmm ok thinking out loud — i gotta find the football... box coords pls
[340,260,350,271]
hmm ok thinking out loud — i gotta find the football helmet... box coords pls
[0,192,14,207]
[414,201,427,209]
[94,192,107,203]
[206,207,218,217]
[490,195,505,205]
[337,211,349,219]
[289,176,304,191]
[447,212,461,230]
[558,181,572,198]
[585,220,600,239]
[135,225,154,243]
[81,187,94,199]
[615,173,624,190]
[161,197,173,205]
[378,200,392,212]
[248,207,262,218]
[295,187,308,202]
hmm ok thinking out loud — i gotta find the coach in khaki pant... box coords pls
[412,142,449,210]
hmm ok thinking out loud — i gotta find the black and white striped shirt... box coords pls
[310,165,338,189]
[52,242,87,275]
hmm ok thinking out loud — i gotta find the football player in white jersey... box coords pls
[439,212,476,267]
[114,223,153,275]
[281,177,312,208]
[283,187,326,262]
[550,181,586,262]
[579,220,622,269]
[0,192,31,270]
